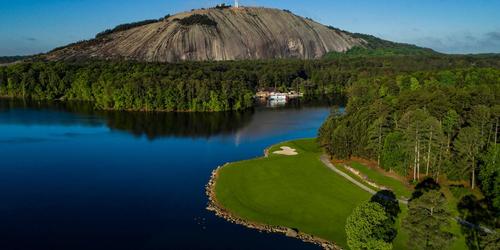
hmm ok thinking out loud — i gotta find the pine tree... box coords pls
[368,114,392,166]
[442,109,460,153]
[403,189,454,250]
[454,127,483,189]
[381,132,407,175]
[468,105,491,140]
[479,144,500,211]
[490,105,500,145]
[399,109,428,182]
[422,116,445,176]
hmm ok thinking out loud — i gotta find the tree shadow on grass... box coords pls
[457,194,497,250]
[370,190,400,243]
[411,177,441,200]
[370,190,401,220]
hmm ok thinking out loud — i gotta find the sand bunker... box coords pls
[273,146,298,156]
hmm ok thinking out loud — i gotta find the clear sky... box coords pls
[1,0,499,56]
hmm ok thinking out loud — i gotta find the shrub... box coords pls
[177,14,217,27]
[214,4,232,9]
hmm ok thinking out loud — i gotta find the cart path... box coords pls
[320,155,408,205]
[319,154,499,234]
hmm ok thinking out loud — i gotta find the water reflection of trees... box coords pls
[103,110,254,139]
[0,97,340,140]
[0,99,254,139]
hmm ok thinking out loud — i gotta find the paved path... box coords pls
[320,155,408,205]
[319,155,499,234]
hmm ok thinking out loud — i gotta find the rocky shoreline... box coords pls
[205,164,341,250]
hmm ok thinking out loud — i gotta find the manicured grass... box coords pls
[215,139,371,248]
[392,206,410,250]
[349,162,413,199]
[214,139,468,249]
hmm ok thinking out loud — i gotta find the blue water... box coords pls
[0,100,332,250]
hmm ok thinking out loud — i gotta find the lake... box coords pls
[0,99,335,250]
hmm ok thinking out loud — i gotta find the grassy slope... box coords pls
[215,139,371,248]
[350,162,412,199]
[214,139,467,249]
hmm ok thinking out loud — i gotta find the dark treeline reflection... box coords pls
[0,97,340,140]
[104,109,254,139]
[0,99,255,139]
[0,99,103,127]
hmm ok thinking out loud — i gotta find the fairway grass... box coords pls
[211,139,468,249]
[213,139,371,248]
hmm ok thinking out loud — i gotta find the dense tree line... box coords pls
[0,61,256,112]
[175,14,217,27]
[0,56,30,64]
[95,18,168,38]
[325,27,437,57]
[324,46,437,58]
[2,55,500,112]
[318,67,500,217]
[214,4,232,9]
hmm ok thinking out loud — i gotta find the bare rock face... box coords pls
[46,7,366,62]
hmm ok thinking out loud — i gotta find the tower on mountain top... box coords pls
[235,0,240,8]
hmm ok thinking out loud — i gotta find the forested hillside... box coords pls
[0,56,30,64]
[324,31,438,58]
[318,67,500,214]
[2,56,500,112]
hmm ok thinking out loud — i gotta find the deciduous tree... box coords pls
[346,201,395,250]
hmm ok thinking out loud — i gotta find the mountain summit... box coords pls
[45,6,431,62]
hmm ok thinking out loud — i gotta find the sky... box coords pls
[1,0,499,56]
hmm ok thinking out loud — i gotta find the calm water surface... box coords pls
[0,99,334,250]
